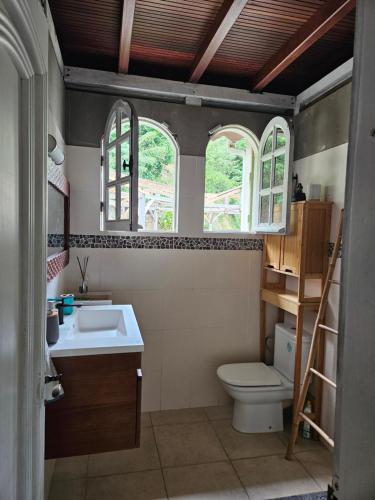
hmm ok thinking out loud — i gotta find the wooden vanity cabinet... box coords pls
[45,352,142,459]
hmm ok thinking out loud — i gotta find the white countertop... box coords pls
[49,305,144,357]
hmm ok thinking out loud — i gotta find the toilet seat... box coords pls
[217,362,282,387]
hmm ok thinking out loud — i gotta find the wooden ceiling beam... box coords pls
[189,0,248,83]
[251,0,356,92]
[118,0,137,73]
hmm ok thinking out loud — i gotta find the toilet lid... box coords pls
[217,362,282,387]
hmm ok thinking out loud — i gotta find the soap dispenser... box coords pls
[46,300,59,345]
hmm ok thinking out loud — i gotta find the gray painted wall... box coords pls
[48,37,65,139]
[294,83,351,161]
[66,89,276,156]
[66,84,350,161]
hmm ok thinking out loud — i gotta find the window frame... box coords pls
[252,116,293,234]
[101,99,139,231]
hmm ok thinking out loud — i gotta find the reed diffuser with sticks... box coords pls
[77,256,89,294]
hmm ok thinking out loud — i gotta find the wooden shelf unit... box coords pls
[260,201,332,422]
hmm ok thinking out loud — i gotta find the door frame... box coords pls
[0,1,48,498]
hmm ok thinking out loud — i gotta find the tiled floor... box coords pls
[48,406,332,500]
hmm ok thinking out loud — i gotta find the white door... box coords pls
[0,1,48,498]
[0,44,22,500]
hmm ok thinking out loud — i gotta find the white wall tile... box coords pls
[161,290,195,330]
[131,290,164,331]
[161,330,194,410]
[66,146,101,193]
[70,189,100,235]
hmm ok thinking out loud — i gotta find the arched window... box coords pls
[101,102,178,232]
[204,125,259,232]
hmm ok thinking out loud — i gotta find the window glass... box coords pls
[107,147,116,181]
[275,128,286,149]
[274,154,285,187]
[204,133,253,232]
[121,114,130,136]
[260,195,270,223]
[138,121,177,231]
[261,159,271,189]
[109,117,117,143]
[263,133,273,155]
[120,183,130,220]
[272,193,283,223]
[107,186,116,221]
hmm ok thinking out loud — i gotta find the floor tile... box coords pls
[86,469,167,500]
[164,461,248,499]
[212,420,286,460]
[150,407,208,426]
[233,455,321,500]
[49,478,86,500]
[141,412,152,428]
[87,427,160,476]
[53,455,88,480]
[154,421,226,467]
[204,405,233,421]
[295,449,333,490]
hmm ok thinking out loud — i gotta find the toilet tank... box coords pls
[273,323,312,383]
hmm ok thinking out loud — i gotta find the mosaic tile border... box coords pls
[68,234,264,251]
[48,233,66,248]
[50,234,341,255]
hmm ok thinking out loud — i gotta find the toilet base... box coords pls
[232,400,284,433]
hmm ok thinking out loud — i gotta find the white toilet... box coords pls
[217,323,311,433]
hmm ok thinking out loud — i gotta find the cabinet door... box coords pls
[45,353,142,459]
[280,203,303,274]
[264,235,282,269]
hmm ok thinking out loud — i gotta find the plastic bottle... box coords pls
[302,400,313,439]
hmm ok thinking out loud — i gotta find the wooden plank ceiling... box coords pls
[49,0,355,95]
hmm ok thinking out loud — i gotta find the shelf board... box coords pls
[264,267,324,280]
[264,266,299,278]
[261,288,320,315]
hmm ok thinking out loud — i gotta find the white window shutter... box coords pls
[252,116,293,234]
[102,100,139,231]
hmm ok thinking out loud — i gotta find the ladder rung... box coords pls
[310,368,337,389]
[299,412,334,448]
[329,280,341,285]
[318,324,338,335]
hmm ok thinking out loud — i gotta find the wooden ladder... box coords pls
[285,209,344,460]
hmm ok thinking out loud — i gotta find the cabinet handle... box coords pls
[284,269,293,273]
[266,265,275,269]
[136,368,142,380]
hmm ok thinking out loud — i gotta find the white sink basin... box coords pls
[49,305,143,357]
[73,308,127,339]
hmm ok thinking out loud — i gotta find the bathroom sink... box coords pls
[49,305,143,357]
[73,308,127,339]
